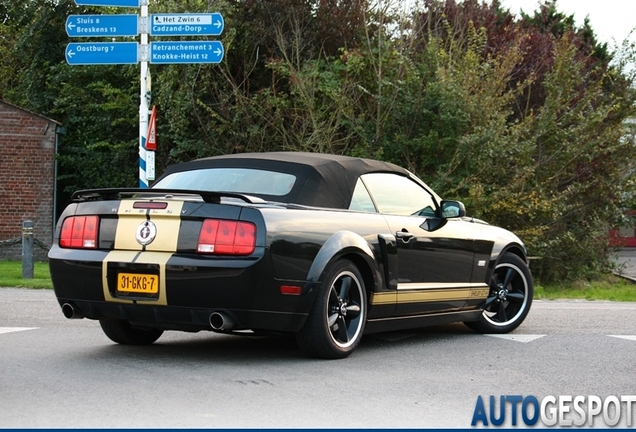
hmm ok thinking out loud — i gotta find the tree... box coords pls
[399,1,636,281]
[49,64,139,205]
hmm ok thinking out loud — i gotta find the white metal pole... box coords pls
[139,0,149,187]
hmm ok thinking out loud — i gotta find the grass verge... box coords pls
[535,274,636,302]
[0,260,53,289]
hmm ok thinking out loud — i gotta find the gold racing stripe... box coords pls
[370,283,489,305]
[145,211,182,252]
[114,201,146,251]
[370,291,397,305]
[102,250,171,306]
[104,199,185,305]
[114,200,184,251]
[397,288,475,303]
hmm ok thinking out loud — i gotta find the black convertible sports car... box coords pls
[49,152,533,358]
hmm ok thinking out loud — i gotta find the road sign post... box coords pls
[66,2,225,187]
[139,1,149,188]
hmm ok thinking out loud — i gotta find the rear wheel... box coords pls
[99,318,164,345]
[296,259,367,359]
[465,253,533,334]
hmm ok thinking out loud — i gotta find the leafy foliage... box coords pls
[49,64,139,203]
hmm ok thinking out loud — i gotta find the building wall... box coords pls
[610,210,636,248]
[0,101,58,261]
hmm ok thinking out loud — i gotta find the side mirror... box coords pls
[440,200,466,218]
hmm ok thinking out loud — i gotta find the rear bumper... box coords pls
[48,246,314,333]
[55,298,307,333]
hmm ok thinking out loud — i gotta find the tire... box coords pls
[296,259,367,359]
[99,318,164,345]
[465,253,533,334]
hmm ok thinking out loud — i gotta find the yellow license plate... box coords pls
[117,273,159,294]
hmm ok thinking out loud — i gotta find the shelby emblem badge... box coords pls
[136,221,157,246]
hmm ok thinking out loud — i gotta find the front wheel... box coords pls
[296,259,367,359]
[465,253,533,334]
[99,318,164,345]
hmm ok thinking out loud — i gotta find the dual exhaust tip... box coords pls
[62,302,84,319]
[209,311,235,331]
[62,302,236,332]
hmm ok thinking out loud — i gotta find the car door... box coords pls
[359,173,477,316]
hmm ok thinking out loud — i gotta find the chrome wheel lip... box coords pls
[483,262,529,327]
[327,270,364,349]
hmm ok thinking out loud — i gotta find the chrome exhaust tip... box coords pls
[61,302,84,319]
[209,311,235,331]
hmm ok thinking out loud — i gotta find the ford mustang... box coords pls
[48,152,533,358]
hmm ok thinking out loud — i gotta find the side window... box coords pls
[348,179,377,212]
[360,173,437,216]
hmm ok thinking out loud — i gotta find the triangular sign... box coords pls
[146,106,157,151]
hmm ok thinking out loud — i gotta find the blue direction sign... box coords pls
[149,41,224,64]
[66,42,138,65]
[66,14,139,37]
[74,0,139,6]
[150,13,224,36]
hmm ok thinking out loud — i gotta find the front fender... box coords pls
[485,233,529,283]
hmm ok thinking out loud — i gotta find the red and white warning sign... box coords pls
[146,106,157,151]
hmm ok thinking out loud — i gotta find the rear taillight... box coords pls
[197,219,256,255]
[60,216,99,249]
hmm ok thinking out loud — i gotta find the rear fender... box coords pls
[304,230,380,292]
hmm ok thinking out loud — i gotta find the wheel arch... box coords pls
[341,252,376,302]
[485,242,530,284]
[304,230,381,295]
[501,243,527,263]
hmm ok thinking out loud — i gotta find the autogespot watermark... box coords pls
[471,395,636,427]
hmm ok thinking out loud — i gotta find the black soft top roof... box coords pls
[155,152,414,209]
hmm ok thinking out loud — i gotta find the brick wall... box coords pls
[0,100,59,261]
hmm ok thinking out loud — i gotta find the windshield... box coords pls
[153,168,297,197]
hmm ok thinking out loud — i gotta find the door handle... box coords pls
[395,230,413,242]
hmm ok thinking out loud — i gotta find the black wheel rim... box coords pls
[483,262,529,327]
[326,270,364,348]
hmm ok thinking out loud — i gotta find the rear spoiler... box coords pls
[70,188,267,205]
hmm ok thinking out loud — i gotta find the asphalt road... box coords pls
[1,288,636,428]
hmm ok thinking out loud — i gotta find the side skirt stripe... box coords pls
[371,283,489,305]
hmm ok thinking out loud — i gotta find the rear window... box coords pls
[153,168,297,197]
